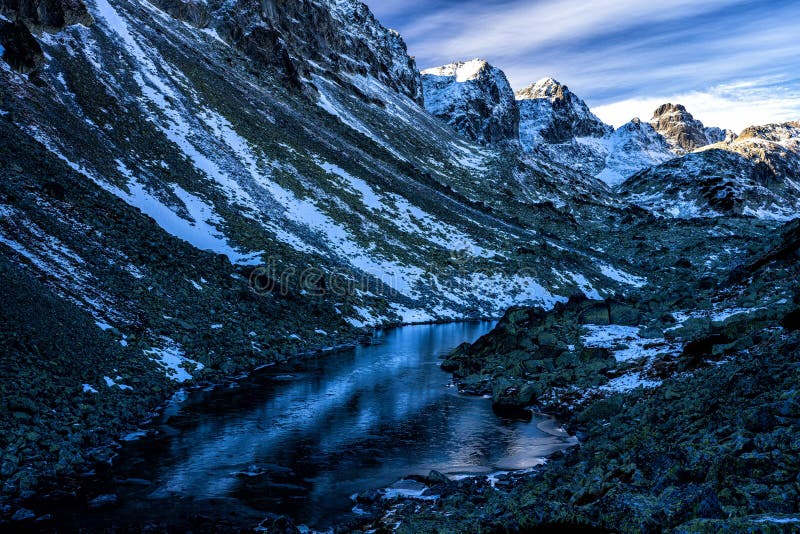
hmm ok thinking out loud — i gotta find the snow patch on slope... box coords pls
[146,341,205,383]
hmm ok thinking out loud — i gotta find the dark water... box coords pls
[62,322,576,529]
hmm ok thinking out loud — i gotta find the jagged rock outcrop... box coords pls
[0,19,43,72]
[420,59,519,144]
[0,0,92,72]
[516,77,612,147]
[149,0,423,102]
[650,103,736,153]
[721,121,800,180]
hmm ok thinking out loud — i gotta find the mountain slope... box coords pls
[1,0,611,325]
[595,118,675,186]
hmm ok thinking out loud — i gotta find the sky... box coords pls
[364,0,800,133]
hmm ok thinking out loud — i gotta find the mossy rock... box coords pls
[576,395,624,424]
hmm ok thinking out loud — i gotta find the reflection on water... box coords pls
[82,322,575,529]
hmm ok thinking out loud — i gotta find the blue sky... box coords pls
[365,0,800,132]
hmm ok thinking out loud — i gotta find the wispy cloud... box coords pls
[366,0,800,130]
[594,78,800,133]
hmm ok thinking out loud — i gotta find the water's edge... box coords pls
[27,321,577,531]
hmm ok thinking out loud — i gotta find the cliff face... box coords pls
[0,0,93,32]
[0,0,92,73]
[146,0,423,102]
[421,59,519,145]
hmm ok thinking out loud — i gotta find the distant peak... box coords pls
[537,76,563,87]
[421,58,491,82]
[515,77,568,100]
[649,103,732,152]
[652,103,690,119]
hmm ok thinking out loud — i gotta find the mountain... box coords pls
[650,103,737,153]
[621,121,800,220]
[146,0,423,103]
[719,121,800,179]
[423,70,743,188]
[1,0,626,330]
[515,77,611,177]
[515,78,674,185]
[595,117,675,185]
[420,59,519,145]
[0,0,659,508]
[516,77,612,147]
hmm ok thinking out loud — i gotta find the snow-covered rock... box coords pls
[650,103,736,153]
[719,121,800,180]
[596,118,675,186]
[149,0,423,102]
[421,59,519,145]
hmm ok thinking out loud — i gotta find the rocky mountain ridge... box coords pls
[418,65,711,186]
[421,61,799,204]
[620,120,800,220]
[148,0,424,102]
[516,78,679,186]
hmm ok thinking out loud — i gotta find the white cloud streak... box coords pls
[593,79,800,133]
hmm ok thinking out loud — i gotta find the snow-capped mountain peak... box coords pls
[513,77,672,185]
[515,77,564,99]
[421,58,490,83]
[420,59,519,144]
[596,117,675,186]
[515,77,611,144]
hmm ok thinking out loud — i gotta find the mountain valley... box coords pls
[0,0,799,531]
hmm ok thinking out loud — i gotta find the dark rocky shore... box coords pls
[352,221,800,533]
